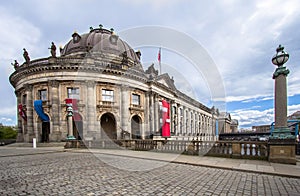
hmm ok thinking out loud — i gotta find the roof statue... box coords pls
[23,48,30,64]
[11,60,19,70]
[49,42,57,57]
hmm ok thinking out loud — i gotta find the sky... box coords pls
[0,0,300,129]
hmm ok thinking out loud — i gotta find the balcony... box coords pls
[97,101,118,111]
[129,104,144,113]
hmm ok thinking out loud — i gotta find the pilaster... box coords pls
[24,84,34,142]
[86,80,96,137]
[121,86,129,138]
[48,80,61,141]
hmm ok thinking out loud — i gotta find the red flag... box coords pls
[162,100,170,137]
[18,104,27,121]
[158,48,161,62]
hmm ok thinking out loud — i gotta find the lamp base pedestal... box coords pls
[268,137,296,165]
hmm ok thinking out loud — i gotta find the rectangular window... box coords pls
[39,89,47,101]
[102,89,114,102]
[132,94,140,105]
[22,94,27,105]
[67,87,80,99]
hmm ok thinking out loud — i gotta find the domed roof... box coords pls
[61,26,141,62]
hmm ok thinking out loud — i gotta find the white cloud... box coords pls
[181,0,300,104]
[0,106,17,117]
[0,7,41,62]
[0,117,14,124]
[288,104,300,116]
[0,7,41,126]
[231,104,300,128]
[0,0,299,127]
[226,94,273,103]
[230,108,274,127]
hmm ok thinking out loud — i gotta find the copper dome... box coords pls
[61,27,140,62]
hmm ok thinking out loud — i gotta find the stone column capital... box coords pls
[15,90,21,97]
[49,80,59,88]
[86,80,95,87]
[24,84,33,91]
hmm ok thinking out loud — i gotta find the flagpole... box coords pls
[158,47,161,74]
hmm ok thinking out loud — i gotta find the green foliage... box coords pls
[0,126,17,139]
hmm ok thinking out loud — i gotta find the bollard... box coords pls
[33,138,36,148]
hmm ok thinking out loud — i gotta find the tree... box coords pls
[0,126,17,139]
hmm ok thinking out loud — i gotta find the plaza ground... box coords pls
[0,144,300,195]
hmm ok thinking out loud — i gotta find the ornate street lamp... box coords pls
[269,44,296,164]
[272,45,289,66]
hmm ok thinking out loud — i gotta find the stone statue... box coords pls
[11,60,19,70]
[59,46,63,55]
[49,42,56,57]
[23,48,30,64]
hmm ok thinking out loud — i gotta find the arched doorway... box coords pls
[100,113,117,140]
[131,115,142,139]
[41,121,50,142]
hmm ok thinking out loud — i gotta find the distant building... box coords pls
[218,112,238,134]
[252,111,300,134]
[230,119,239,133]
[252,125,270,133]
[288,111,300,120]
[9,26,226,143]
[288,111,300,138]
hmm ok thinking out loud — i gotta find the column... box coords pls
[121,86,129,138]
[274,73,288,128]
[25,84,34,142]
[49,80,61,141]
[154,94,160,135]
[87,81,96,138]
[176,104,180,136]
[149,92,155,136]
[144,92,150,139]
[15,91,24,142]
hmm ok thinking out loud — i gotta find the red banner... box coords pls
[18,104,27,121]
[65,99,81,121]
[162,100,170,137]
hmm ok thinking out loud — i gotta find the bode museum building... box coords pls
[9,26,231,143]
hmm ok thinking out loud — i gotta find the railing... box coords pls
[206,141,268,160]
[65,139,269,160]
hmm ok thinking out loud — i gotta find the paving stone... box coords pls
[0,151,299,195]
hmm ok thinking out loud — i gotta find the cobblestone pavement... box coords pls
[1,151,300,196]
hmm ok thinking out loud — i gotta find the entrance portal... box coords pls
[131,115,141,139]
[100,113,117,140]
[41,121,50,142]
[73,120,83,140]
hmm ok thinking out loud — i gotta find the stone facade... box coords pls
[10,27,220,143]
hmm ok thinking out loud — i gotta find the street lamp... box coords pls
[272,45,289,66]
[269,44,296,164]
[271,45,292,137]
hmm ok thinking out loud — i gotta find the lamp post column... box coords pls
[269,45,296,164]
[274,70,289,128]
[66,103,75,140]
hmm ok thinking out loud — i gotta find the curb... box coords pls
[64,149,300,179]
